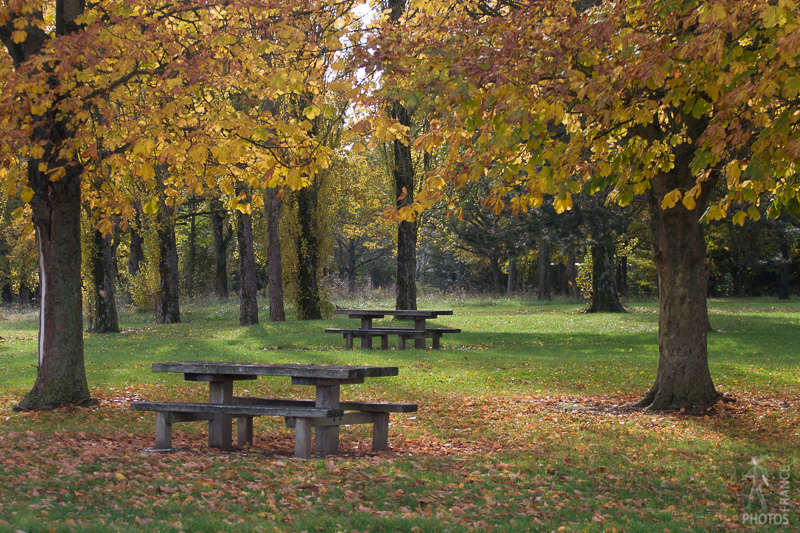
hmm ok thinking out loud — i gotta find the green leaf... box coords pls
[143,199,159,215]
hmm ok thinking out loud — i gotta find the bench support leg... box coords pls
[209,381,233,449]
[360,335,373,349]
[380,335,388,350]
[372,412,390,451]
[398,336,407,350]
[315,385,340,455]
[344,333,353,350]
[295,417,312,459]
[237,417,253,447]
[432,333,441,350]
[155,412,173,449]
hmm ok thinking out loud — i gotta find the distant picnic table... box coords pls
[326,309,461,350]
[130,361,416,459]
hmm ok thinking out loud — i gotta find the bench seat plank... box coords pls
[130,401,344,418]
[232,396,418,413]
[325,327,460,350]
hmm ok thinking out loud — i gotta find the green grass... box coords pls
[0,297,798,532]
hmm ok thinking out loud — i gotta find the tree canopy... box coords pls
[355,0,800,409]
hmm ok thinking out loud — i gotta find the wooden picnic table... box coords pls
[130,361,416,459]
[327,309,460,350]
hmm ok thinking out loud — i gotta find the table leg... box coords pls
[209,380,233,449]
[372,412,390,451]
[155,412,173,449]
[360,318,373,349]
[414,318,426,349]
[237,417,253,447]
[295,418,312,459]
[361,334,373,349]
[315,385,340,455]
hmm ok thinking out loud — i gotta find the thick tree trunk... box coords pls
[296,186,322,320]
[586,230,625,313]
[16,163,91,409]
[537,236,551,300]
[779,240,790,300]
[91,229,120,333]
[265,187,286,321]
[209,202,231,300]
[128,208,144,277]
[156,205,181,324]
[236,210,258,325]
[637,130,720,410]
[12,0,93,409]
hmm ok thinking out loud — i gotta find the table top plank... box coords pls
[334,309,453,319]
[152,361,399,380]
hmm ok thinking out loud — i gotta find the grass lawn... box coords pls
[0,296,798,532]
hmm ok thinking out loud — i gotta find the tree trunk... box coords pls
[537,236,551,300]
[91,229,120,333]
[156,204,181,324]
[236,209,259,325]
[507,254,516,296]
[779,240,790,300]
[210,203,231,300]
[296,186,322,320]
[616,251,628,296]
[1,284,12,305]
[489,254,503,294]
[16,163,91,409]
[187,209,197,301]
[586,230,626,313]
[265,187,286,321]
[390,0,418,311]
[12,0,92,410]
[566,249,579,299]
[128,208,145,277]
[347,238,357,294]
[637,126,719,410]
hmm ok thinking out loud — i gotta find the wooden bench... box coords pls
[130,401,344,459]
[400,327,461,350]
[231,397,417,453]
[325,327,461,350]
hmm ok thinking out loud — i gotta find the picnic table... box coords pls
[130,361,416,459]
[326,309,461,350]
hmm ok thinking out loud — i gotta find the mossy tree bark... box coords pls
[128,207,145,277]
[236,208,258,325]
[209,200,232,300]
[90,229,120,333]
[637,117,720,410]
[586,229,625,313]
[265,187,286,321]
[8,0,92,410]
[296,186,322,320]
[390,0,418,312]
[155,201,181,324]
[537,236,551,301]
